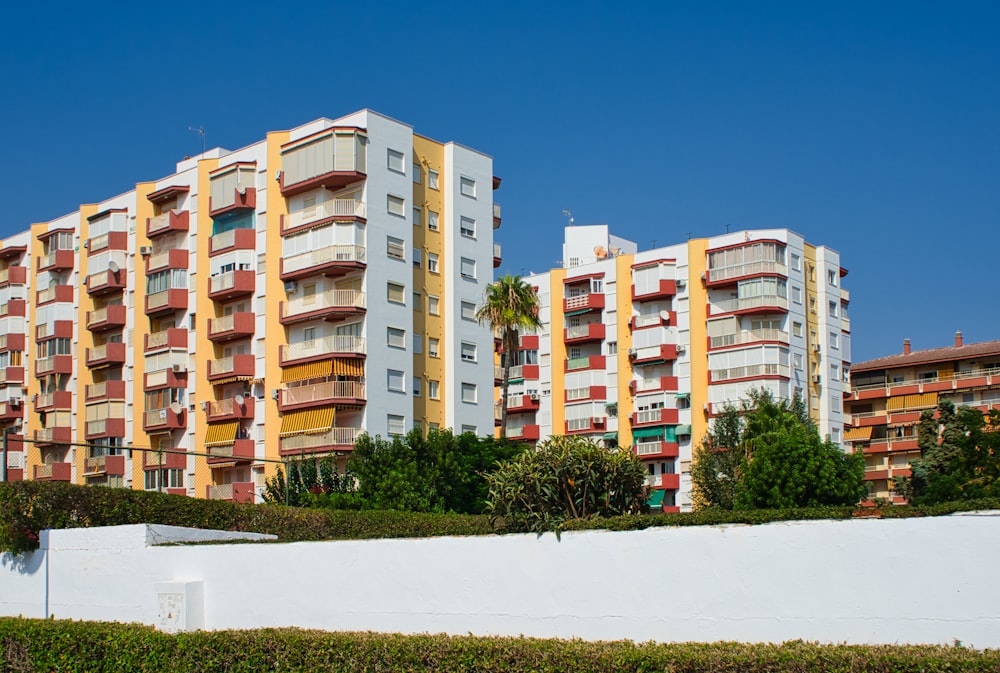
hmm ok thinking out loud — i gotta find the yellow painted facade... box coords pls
[615,254,635,448]
[686,238,710,446]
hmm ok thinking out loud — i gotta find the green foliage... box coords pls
[263,456,354,507]
[347,428,524,514]
[486,435,648,533]
[2,618,999,672]
[691,389,866,510]
[899,402,1000,504]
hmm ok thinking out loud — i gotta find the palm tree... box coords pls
[476,275,542,439]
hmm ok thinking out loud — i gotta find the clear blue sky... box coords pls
[1,1,997,363]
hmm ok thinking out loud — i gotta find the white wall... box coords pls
[2,514,999,646]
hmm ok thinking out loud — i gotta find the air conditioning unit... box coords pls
[628,347,637,356]
[812,343,821,352]
[592,417,605,426]
[171,363,185,373]
[83,240,90,249]
[9,397,21,408]
[529,393,539,401]
[676,345,687,354]
[139,246,152,256]
[284,280,298,293]
[812,374,822,384]
[703,403,710,412]
[237,184,248,196]
[676,278,686,289]
[700,272,707,282]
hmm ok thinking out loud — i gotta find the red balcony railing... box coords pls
[208,313,256,342]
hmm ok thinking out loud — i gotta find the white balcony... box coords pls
[709,261,788,283]
[710,363,791,382]
[282,244,366,275]
[710,329,790,349]
[282,381,365,406]
[281,289,365,320]
[279,427,360,452]
[712,294,789,313]
[281,335,366,362]
[286,199,366,230]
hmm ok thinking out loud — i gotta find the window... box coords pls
[303,327,316,345]
[608,342,617,355]
[809,296,816,313]
[794,353,804,370]
[413,333,423,354]
[460,257,476,280]
[790,253,801,271]
[413,378,422,397]
[827,269,837,286]
[387,369,405,392]
[387,414,406,436]
[460,176,476,197]
[461,382,477,403]
[428,379,440,399]
[428,253,439,273]
[428,210,439,231]
[828,301,838,317]
[387,326,406,349]
[387,149,405,174]
[429,338,440,358]
[461,424,477,435]
[413,292,422,310]
[428,170,439,190]
[830,363,839,379]
[428,295,440,315]
[413,249,422,269]
[387,236,405,260]
[461,301,476,321]
[792,321,803,337]
[461,342,477,363]
[412,207,421,227]
[792,286,802,304]
[387,282,405,305]
[460,216,476,238]
[412,163,421,183]
[830,332,840,349]
[387,194,405,217]
[302,282,317,305]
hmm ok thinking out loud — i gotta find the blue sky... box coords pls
[1,1,997,362]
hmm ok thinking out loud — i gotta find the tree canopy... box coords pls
[691,389,865,510]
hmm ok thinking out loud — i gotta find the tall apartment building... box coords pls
[501,225,850,511]
[0,110,501,501]
[844,334,1000,502]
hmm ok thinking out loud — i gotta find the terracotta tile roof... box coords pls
[853,339,1000,372]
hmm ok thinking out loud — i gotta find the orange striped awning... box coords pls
[332,358,364,377]
[281,360,333,383]
[844,426,873,442]
[279,407,335,437]
[887,392,937,411]
[205,420,239,447]
[212,375,253,387]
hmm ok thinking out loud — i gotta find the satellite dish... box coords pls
[659,310,671,323]
[169,402,183,415]
[234,394,246,406]
[593,245,607,259]
[108,261,120,274]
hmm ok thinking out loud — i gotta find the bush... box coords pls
[1,618,998,672]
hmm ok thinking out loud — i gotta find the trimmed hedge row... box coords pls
[1,618,998,672]
[2,481,1000,555]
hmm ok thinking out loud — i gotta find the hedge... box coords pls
[2,481,1000,555]
[0,619,998,672]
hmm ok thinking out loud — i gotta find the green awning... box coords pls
[602,431,618,441]
[632,427,665,439]
[634,359,666,367]
[676,424,692,436]
[564,308,592,317]
[646,490,665,508]
[675,392,691,400]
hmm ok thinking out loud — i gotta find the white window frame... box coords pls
[460,341,477,363]
[387,326,406,349]
[461,301,476,321]
[387,149,405,174]
[461,382,477,404]
[460,176,476,198]
[428,170,439,190]
[460,216,476,239]
[460,257,476,280]
[428,253,439,273]
[387,194,405,217]
[387,369,405,392]
[387,282,405,305]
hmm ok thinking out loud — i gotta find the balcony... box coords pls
[209,184,256,218]
[209,228,256,256]
[85,380,126,402]
[208,313,256,343]
[706,260,788,286]
[35,355,73,377]
[36,285,73,306]
[34,391,73,412]
[207,439,255,464]
[86,269,126,296]
[206,396,256,422]
[493,202,502,229]
[279,128,367,197]
[145,289,187,317]
[37,249,74,273]
[862,438,921,455]
[493,243,502,268]
[143,406,186,433]
[144,366,187,391]
[280,289,365,325]
[87,305,127,332]
[564,323,605,344]
[709,363,790,383]
[280,334,366,365]
[0,399,23,421]
[0,299,26,318]
[279,380,366,411]
[711,294,789,315]
[282,198,366,235]
[85,417,126,439]
[278,426,361,456]
[504,394,541,413]
[33,462,72,481]
[146,209,190,237]
[143,448,186,470]
[86,231,127,254]
[34,427,73,446]
[635,440,680,459]
[0,367,24,386]
[208,270,255,301]
[564,386,607,403]
[207,354,255,381]
[629,377,680,395]
[145,248,189,274]
[631,408,680,427]
[632,279,677,301]
[0,265,27,286]
[565,355,606,372]
[83,454,126,476]
[145,328,188,353]
[563,293,605,315]
[506,424,541,441]
[0,333,25,352]
[565,416,606,434]
[279,244,366,281]
[206,481,255,503]
[85,342,126,368]
[504,364,540,381]
[630,312,676,330]
[644,473,681,490]
[709,329,790,350]
[629,344,678,366]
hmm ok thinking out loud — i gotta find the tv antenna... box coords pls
[562,209,574,226]
[188,126,206,155]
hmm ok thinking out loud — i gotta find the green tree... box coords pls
[263,455,352,507]
[485,435,648,533]
[691,389,865,510]
[476,275,542,438]
[899,401,1000,504]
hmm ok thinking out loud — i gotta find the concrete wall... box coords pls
[2,514,999,646]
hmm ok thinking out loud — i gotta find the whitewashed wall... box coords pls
[2,514,999,646]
